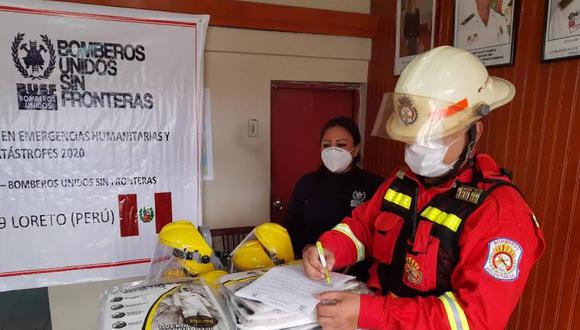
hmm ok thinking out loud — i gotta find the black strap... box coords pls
[478,177,526,202]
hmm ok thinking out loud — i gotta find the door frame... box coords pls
[271,81,362,115]
[269,81,366,223]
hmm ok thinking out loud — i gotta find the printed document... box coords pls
[235,264,354,313]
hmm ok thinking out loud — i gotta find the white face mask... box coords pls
[321,147,353,173]
[404,140,458,178]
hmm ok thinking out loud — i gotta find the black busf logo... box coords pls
[12,33,58,110]
[12,33,56,80]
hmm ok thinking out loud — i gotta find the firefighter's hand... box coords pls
[316,291,360,330]
[302,244,335,280]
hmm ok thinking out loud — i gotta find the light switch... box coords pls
[248,119,258,137]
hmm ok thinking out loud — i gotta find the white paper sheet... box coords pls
[235,264,354,314]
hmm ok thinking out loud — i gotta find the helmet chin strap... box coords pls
[459,124,478,168]
[422,124,478,187]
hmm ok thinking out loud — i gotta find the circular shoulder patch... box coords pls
[483,238,523,281]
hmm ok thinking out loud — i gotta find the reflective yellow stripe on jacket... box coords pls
[331,223,365,262]
[384,188,412,209]
[421,206,462,232]
[438,292,470,330]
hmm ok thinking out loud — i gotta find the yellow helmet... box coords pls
[200,270,228,289]
[232,240,275,271]
[177,259,215,276]
[232,223,294,271]
[155,220,215,277]
[255,223,294,265]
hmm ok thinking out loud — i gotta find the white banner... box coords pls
[0,0,208,291]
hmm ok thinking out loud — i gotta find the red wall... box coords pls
[364,1,580,329]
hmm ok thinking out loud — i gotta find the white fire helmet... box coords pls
[372,46,515,147]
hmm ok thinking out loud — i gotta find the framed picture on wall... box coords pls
[542,0,580,61]
[454,0,518,66]
[394,0,436,75]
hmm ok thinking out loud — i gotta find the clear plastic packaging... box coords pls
[98,277,234,330]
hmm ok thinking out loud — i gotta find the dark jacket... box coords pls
[283,166,383,258]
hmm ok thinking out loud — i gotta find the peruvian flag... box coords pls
[117,192,173,237]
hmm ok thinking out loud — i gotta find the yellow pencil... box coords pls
[315,241,331,286]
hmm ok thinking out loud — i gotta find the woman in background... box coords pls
[283,117,383,280]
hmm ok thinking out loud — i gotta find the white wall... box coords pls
[48,1,371,329]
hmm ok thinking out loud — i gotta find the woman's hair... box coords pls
[320,116,361,164]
